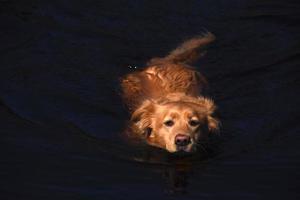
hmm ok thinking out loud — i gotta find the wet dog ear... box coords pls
[131,100,156,137]
[195,97,220,133]
[148,32,215,65]
[207,115,220,133]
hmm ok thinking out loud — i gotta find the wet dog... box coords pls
[121,33,219,153]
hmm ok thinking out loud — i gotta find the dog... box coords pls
[121,33,219,153]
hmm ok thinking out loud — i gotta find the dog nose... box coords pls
[175,134,191,146]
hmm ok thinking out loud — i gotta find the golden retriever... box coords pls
[121,33,219,153]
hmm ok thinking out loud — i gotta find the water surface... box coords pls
[1,0,299,199]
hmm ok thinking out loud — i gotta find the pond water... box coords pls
[1,0,299,199]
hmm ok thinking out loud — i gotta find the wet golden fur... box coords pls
[121,33,219,152]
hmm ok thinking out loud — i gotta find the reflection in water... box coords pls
[130,140,219,194]
[163,159,191,194]
[132,149,193,194]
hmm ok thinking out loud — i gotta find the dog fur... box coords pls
[121,33,219,153]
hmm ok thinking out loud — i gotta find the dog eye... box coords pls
[189,120,200,126]
[164,120,174,127]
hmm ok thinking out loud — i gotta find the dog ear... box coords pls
[195,97,220,133]
[131,100,156,137]
[148,33,215,65]
[207,115,220,133]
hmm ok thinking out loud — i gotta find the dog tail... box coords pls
[148,32,215,65]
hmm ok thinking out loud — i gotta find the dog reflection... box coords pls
[130,143,217,194]
[164,161,191,194]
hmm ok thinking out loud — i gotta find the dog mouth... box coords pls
[176,146,188,152]
[175,143,195,153]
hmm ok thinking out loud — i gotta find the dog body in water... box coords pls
[121,33,219,153]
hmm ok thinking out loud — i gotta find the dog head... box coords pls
[131,93,219,153]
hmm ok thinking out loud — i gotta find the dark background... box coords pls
[1,0,299,199]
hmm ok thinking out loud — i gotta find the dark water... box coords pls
[1,0,299,199]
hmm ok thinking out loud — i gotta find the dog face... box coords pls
[131,94,219,153]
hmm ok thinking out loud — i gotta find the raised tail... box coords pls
[148,32,215,65]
